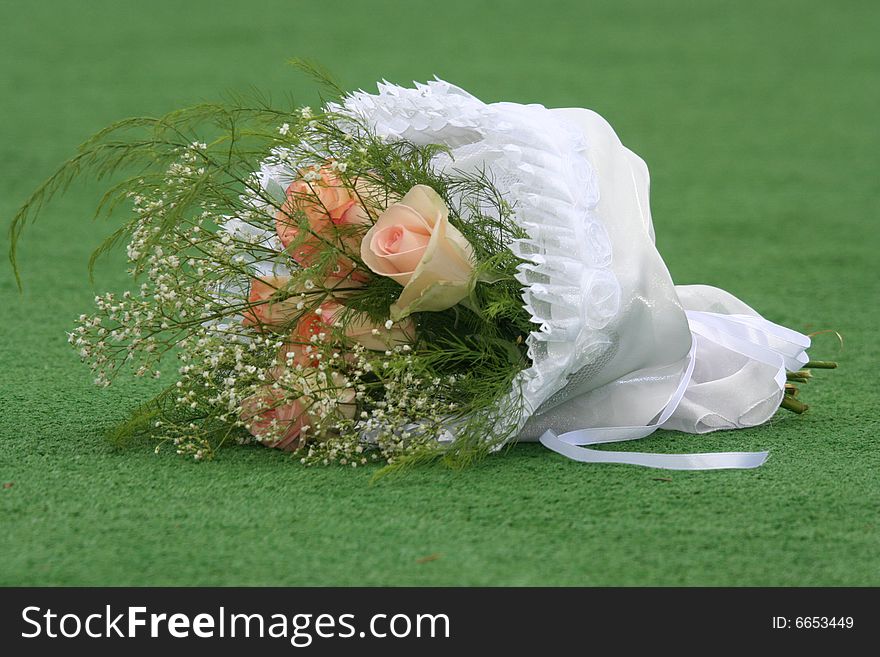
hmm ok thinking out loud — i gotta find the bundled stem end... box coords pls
[781,394,809,414]
[779,359,837,414]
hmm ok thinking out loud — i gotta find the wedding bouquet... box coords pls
[10,69,834,471]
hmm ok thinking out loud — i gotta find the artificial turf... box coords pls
[1,0,877,586]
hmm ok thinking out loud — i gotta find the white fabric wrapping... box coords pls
[520,108,810,443]
[329,81,809,468]
[519,107,691,438]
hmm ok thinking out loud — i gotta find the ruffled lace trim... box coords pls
[339,80,621,424]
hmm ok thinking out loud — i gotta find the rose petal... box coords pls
[361,204,433,283]
[391,279,470,320]
[371,225,430,272]
[243,276,294,329]
[396,185,448,229]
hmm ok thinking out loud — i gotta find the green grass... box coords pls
[1,0,878,586]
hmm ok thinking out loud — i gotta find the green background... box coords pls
[1,0,877,586]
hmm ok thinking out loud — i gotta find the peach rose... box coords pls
[241,372,357,452]
[242,275,360,333]
[239,388,313,451]
[243,329,359,451]
[322,303,415,351]
[360,185,475,320]
[275,164,387,274]
[288,301,415,353]
[241,276,300,331]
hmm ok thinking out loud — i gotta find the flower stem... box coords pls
[780,394,809,414]
[805,360,838,369]
[787,370,811,383]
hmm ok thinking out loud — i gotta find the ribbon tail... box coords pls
[539,430,769,470]
[534,311,808,470]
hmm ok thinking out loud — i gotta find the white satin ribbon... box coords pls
[539,311,810,470]
[686,311,810,390]
[537,434,769,470]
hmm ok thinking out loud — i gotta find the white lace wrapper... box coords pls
[337,83,631,419]
[331,81,810,469]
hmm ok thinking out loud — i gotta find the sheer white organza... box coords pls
[334,80,809,466]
